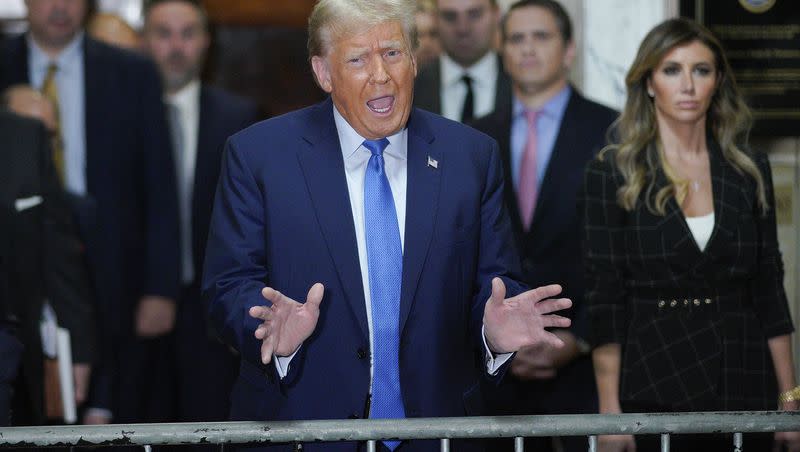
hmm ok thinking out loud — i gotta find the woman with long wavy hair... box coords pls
[580,18,799,451]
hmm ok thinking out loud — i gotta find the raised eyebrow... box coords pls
[379,40,404,50]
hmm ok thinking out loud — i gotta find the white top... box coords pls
[439,51,498,121]
[166,79,201,284]
[685,211,715,251]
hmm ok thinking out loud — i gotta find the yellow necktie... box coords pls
[41,63,65,184]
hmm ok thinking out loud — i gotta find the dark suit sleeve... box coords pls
[751,152,794,337]
[138,60,180,300]
[203,137,269,370]
[471,139,527,372]
[580,155,629,347]
[38,121,95,363]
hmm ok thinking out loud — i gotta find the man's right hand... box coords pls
[249,283,325,364]
[598,435,636,452]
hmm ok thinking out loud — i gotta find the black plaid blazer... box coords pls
[580,139,794,412]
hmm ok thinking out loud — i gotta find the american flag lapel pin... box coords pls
[427,155,438,169]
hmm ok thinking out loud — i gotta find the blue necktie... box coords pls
[363,138,405,451]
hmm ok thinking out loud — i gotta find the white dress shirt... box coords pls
[439,51,499,121]
[275,106,511,381]
[28,32,87,195]
[166,79,201,284]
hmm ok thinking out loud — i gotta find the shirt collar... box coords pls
[166,79,201,110]
[333,104,407,161]
[28,31,84,72]
[440,51,497,87]
[513,84,572,120]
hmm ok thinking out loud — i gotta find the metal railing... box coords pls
[1,412,798,450]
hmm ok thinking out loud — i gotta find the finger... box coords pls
[540,330,566,349]
[306,283,325,309]
[489,277,506,306]
[261,287,284,305]
[254,323,269,339]
[249,305,271,320]
[541,314,571,329]
[261,334,275,364]
[535,297,573,314]
[518,284,563,303]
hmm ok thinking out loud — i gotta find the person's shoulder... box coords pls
[584,147,620,180]
[202,85,259,119]
[412,108,496,147]
[85,36,148,67]
[230,102,317,144]
[571,90,619,124]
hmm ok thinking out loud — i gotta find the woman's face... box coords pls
[647,40,718,126]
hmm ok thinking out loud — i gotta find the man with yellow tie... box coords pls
[1,0,180,425]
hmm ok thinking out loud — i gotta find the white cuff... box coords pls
[274,346,301,379]
[482,325,513,375]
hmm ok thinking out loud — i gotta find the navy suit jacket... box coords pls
[203,98,526,451]
[1,34,181,409]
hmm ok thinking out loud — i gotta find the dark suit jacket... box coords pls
[413,53,511,118]
[0,109,93,423]
[581,140,794,412]
[202,98,526,452]
[472,88,617,339]
[471,89,616,422]
[1,34,181,410]
[191,86,259,289]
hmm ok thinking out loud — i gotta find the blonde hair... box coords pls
[602,18,766,215]
[307,0,418,60]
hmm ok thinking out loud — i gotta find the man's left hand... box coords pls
[483,277,571,354]
[135,296,176,337]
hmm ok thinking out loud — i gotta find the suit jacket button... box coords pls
[670,300,677,307]
[693,299,701,306]
[357,348,367,359]
[658,300,665,308]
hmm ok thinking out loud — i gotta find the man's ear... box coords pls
[311,55,333,93]
[563,39,576,70]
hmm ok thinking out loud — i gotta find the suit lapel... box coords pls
[296,99,368,339]
[399,111,440,334]
[703,139,738,258]
[82,38,103,193]
[194,88,213,225]
[526,94,581,236]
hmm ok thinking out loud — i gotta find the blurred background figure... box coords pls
[0,106,94,427]
[582,17,799,451]
[141,0,257,442]
[87,12,141,51]
[1,0,180,425]
[414,0,510,122]
[472,1,617,451]
[414,0,440,69]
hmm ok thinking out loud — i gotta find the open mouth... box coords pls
[367,96,395,114]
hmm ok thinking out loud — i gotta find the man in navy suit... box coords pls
[1,0,180,424]
[203,1,572,451]
[470,2,617,451]
[142,0,259,432]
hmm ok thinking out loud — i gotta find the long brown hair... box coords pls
[602,18,766,215]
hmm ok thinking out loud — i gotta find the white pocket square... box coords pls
[15,195,43,212]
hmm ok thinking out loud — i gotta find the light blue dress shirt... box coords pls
[28,32,87,195]
[510,86,572,191]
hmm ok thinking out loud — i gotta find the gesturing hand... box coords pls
[249,283,325,364]
[483,277,572,354]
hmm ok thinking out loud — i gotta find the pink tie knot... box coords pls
[525,109,540,126]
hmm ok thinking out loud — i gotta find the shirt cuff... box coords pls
[84,407,113,422]
[482,325,513,375]
[274,345,301,379]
